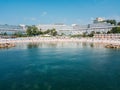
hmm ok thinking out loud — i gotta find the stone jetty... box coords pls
[0,43,15,48]
[105,44,120,49]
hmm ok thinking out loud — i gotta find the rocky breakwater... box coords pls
[105,44,120,49]
[0,43,15,48]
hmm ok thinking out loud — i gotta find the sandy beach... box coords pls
[0,37,120,45]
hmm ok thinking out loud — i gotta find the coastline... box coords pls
[0,37,120,45]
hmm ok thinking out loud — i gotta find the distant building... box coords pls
[36,24,75,35]
[36,17,117,35]
[36,22,116,35]
[93,17,105,23]
[0,17,118,36]
[0,24,26,35]
[36,24,74,31]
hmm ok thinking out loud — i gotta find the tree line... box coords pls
[107,27,120,34]
[26,26,57,36]
[1,19,120,37]
[0,26,58,37]
[103,19,120,26]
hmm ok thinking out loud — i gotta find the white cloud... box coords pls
[31,18,36,21]
[24,17,37,21]
[41,12,47,16]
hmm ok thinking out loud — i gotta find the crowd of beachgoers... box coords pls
[0,36,120,45]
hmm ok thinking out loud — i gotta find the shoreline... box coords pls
[0,37,120,45]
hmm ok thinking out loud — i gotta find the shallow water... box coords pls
[0,42,120,90]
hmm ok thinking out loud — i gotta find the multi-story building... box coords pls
[85,23,115,34]
[0,24,26,35]
[74,18,116,34]
[36,18,117,35]
[93,17,105,23]
[36,23,75,35]
[0,17,118,36]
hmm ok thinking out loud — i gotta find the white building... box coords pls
[93,17,105,23]
[36,21,116,35]
[36,24,76,35]
[36,24,74,31]
[36,17,117,35]
[0,17,117,36]
[0,24,26,35]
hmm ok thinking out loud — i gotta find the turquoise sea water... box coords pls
[0,42,120,90]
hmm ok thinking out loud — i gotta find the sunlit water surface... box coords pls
[0,42,120,90]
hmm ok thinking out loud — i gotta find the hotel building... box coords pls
[36,18,116,35]
[0,24,26,35]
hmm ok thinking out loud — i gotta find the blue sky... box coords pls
[0,0,120,25]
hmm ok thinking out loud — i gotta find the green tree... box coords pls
[3,32,7,36]
[107,31,111,34]
[96,32,101,34]
[104,20,117,25]
[82,32,87,37]
[117,22,120,26]
[26,26,58,36]
[51,29,57,36]
[61,33,65,36]
[71,34,82,38]
[32,26,39,36]
[108,27,120,33]
[13,32,24,37]
[26,26,32,36]
[26,26,39,36]
[88,31,95,37]
[43,29,51,34]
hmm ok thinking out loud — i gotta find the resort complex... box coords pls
[1,1,120,90]
[0,17,120,48]
[0,18,119,36]
[37,18,117,35]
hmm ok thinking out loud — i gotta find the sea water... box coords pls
[0,42,120,90]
